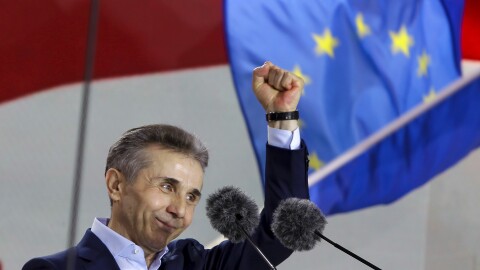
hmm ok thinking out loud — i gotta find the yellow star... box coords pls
[356,13,371,38]
[389,26,414,57]
[423,88,436,103]
[417,51,430,77]
[309,152,324,170]
[292,65,311,96]
[312,29,339,58]
[292,65,311,85]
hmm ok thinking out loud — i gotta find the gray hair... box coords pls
[105,124,209,183]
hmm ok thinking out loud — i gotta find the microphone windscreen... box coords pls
[271,198,327,251]
[206,186,259,243]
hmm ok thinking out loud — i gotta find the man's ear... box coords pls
[105,168,124,203]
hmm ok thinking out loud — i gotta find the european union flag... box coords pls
[225,0,476,215]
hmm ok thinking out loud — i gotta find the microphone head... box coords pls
[206,186,259,243]
[271,198,327,251]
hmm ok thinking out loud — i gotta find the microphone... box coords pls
[206,186,277,270]
[271,198,382,270]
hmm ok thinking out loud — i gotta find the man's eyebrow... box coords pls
[191,188,202,198]
[153,177,202,198]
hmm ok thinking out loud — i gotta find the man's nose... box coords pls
[167,195,187,218]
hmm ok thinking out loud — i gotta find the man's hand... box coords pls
[252,61,304,130]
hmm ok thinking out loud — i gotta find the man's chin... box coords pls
[165,231,183,244]
[150,232,181,249]
[145,238,168,252]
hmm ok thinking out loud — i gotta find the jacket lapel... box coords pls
[75,229,120,270]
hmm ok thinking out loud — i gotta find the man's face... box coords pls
[114,146,204,253]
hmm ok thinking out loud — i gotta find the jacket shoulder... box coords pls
[22,249,70,270]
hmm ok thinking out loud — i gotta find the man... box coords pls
[23,61,310,269]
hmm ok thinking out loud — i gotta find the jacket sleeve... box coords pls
[203,141,310,269]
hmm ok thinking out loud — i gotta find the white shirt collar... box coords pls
[91,217,169,268]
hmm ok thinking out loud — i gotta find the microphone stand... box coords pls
[315,231,381,270]
[236,217,277,270]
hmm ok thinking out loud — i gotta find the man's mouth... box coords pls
[155,217,178,232]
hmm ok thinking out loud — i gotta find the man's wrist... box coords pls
[266,111,299,131]
[268,120,298,131]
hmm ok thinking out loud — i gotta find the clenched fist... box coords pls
[252,61,304,130]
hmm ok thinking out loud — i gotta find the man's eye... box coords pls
[160,183,173,192]
[186,193,197,204]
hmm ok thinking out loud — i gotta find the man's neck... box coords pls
[106,217,166,268]
[145,251,158,268]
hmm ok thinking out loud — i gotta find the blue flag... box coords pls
[225,0,473,215]
[310,73,480,214]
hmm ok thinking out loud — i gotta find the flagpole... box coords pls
[66,0,100,269]
[308,68,480,187]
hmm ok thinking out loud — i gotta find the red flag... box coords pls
[462,0,480,60]
[0,0,226,103]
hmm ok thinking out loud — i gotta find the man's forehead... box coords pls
[145,146,201,165]
[142,146,203,181]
